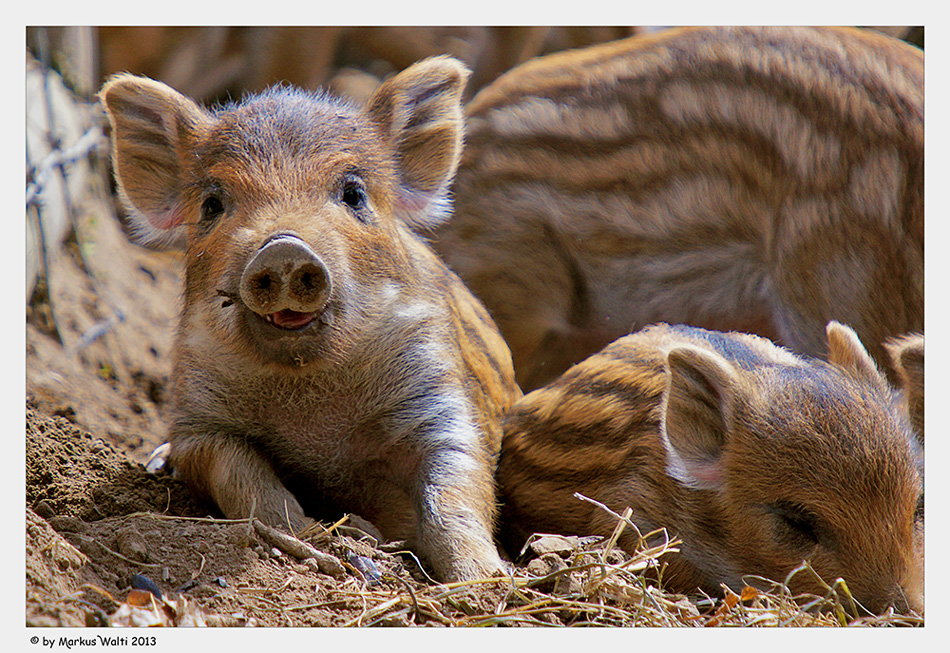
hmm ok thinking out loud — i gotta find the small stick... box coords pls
[601,506,633,572]
[283,500,295,537]
[388,574,421,624]
[573,492,644,542]
[387,548,438,585]
[190,552,206,581]
[78,535,164,569]
[252,519,345,578]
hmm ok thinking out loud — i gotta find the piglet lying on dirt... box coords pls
[99,57,521,582]
[498,322,923,614]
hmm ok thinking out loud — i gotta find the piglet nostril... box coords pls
[242,269,282,313]
[252,272,276,295]
[289,263,328,305]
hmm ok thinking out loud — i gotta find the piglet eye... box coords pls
[341,177,367,211]
[768,501,822,548]
[201,193,226,225]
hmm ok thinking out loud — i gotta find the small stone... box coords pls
[131,574,163,599]
[347,552,382,585]
[34,500,56,519]
[528,535,579,558]
[48,515,86,533]
[304,556,346,579]
[114,527,149,563]
[526,553,569,593]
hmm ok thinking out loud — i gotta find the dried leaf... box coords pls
[126,589,158,608]
[740,585,759,602]
[169,595,208,627]
[109,588,212,627]
[110,591,169,627]
[704,587,741,626]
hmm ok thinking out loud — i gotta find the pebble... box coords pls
[34,500,56,519]
[114,527,149,562]
[528,535,579,558]
[48,515,87,533]
[131,574,163,599]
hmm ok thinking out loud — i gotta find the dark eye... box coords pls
[341,177,367,211]
[768,502,822,548]
[200,193,226,225]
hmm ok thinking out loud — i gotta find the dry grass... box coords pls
[287,536,922,628]
[279,496,924,628]
[66,502,924,628]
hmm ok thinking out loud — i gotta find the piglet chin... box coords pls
[267,309,318,330]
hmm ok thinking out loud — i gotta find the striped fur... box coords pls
[435,26,924,391]
[498,322,923,614]
[100,58,521,583]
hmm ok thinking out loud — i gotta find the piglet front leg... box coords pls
[170,431,309,534]
[414,445,505,582]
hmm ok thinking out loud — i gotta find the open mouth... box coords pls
[222,281,337,367]
[264,309,319,330]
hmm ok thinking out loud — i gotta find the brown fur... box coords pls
[99,57,522,582]
[498,322,923,615]
[435,26,924,391]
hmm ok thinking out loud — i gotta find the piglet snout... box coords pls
[239,235,331,328]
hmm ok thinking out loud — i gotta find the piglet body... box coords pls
[100,58,521,582]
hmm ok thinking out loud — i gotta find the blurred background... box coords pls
[26,25,924,105]
[27,26,657,105]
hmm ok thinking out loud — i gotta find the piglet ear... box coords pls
[825,321,888,389]
[99,74,210,246]
[885,332,924,446]
[365,56,470,231]
[661,345,740,492]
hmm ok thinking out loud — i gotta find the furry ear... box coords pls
[99,74,210,247]
[365,56,470,232]
[885,332,924,446]
[825,321,887,389]
[661,345,741,491]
